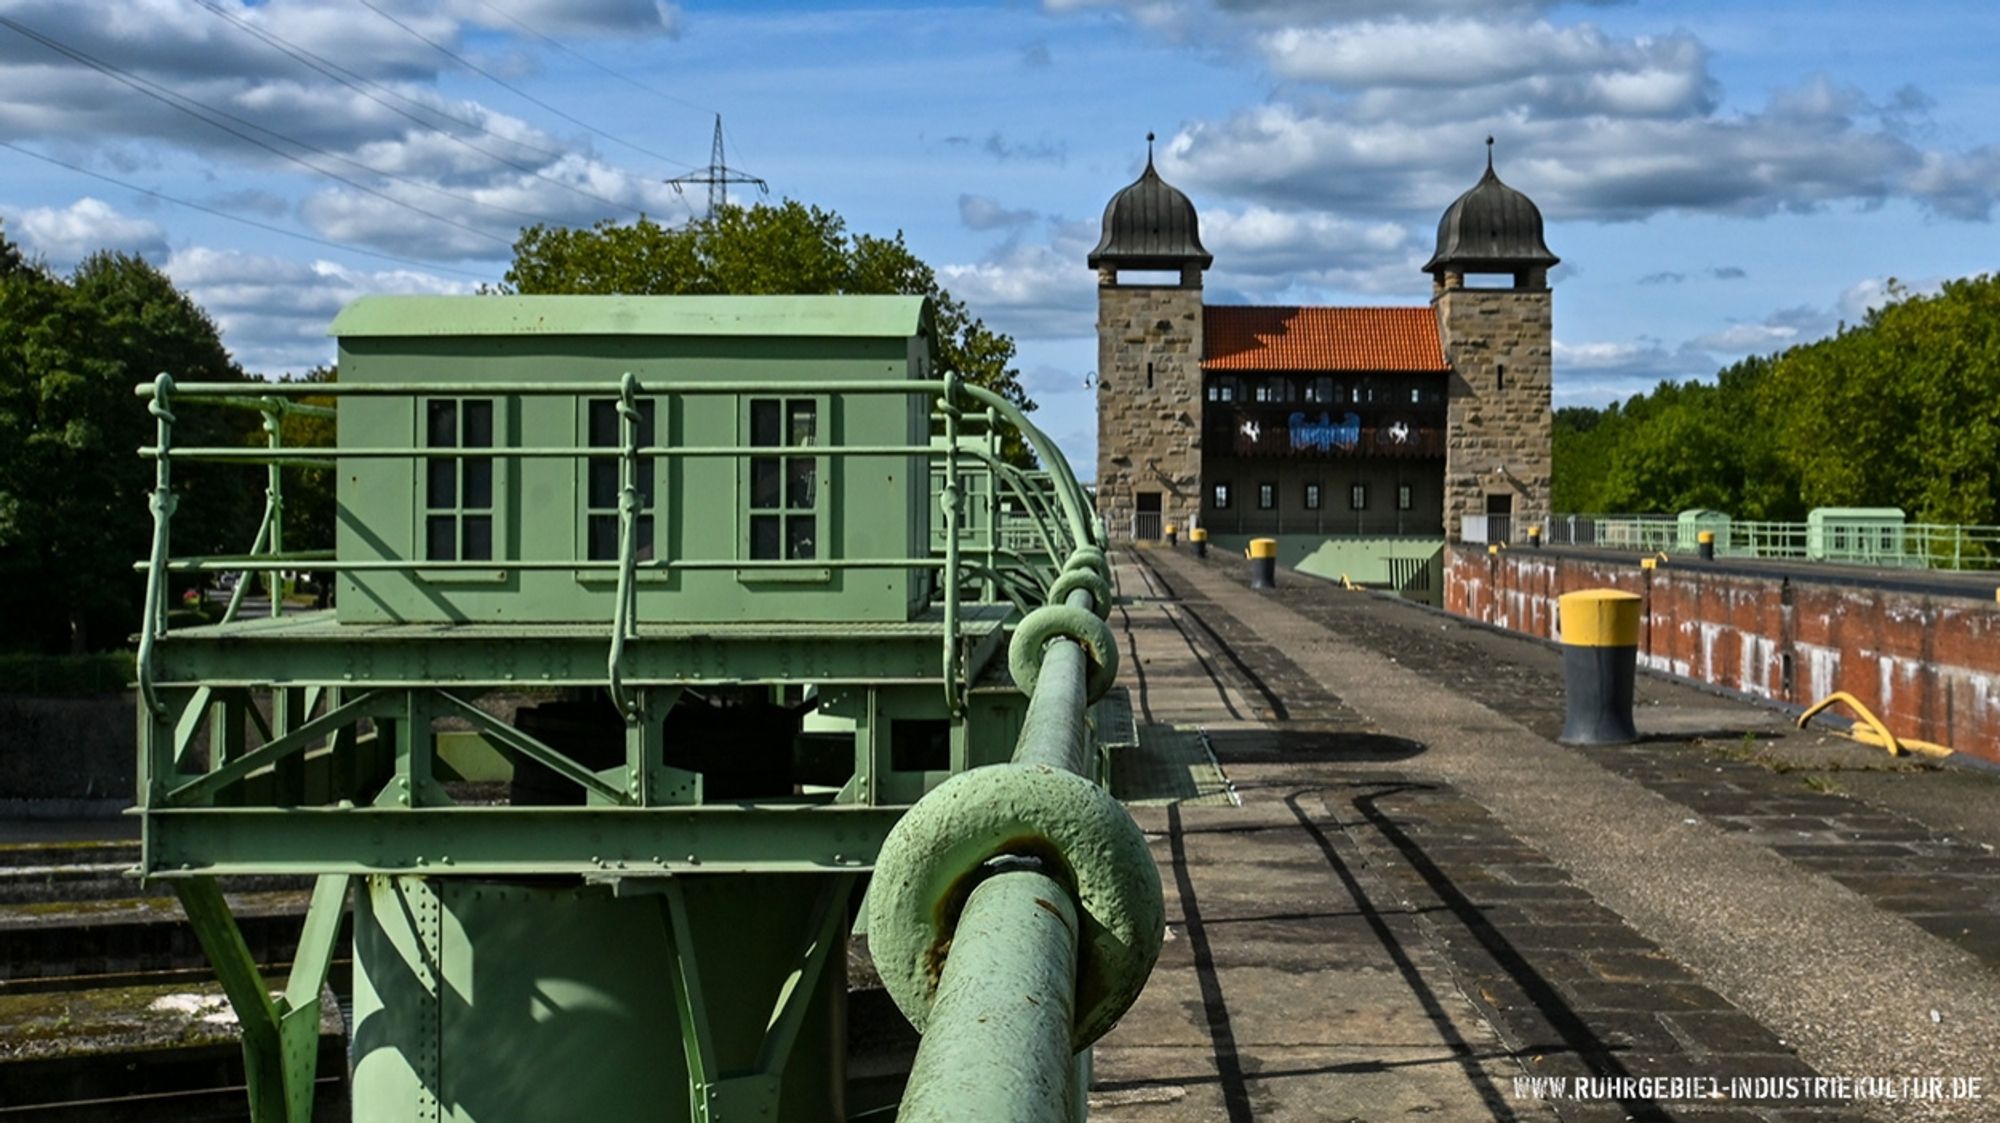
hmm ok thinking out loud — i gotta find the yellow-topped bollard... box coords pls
[1697,529,1716,561]
[1558,589,1642,745]
[1528,525,1542,548]
[1165,522,1178,548]
[1247,537,1278,589]
[1190,526,1208,559]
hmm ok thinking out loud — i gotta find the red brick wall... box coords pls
[1444,547,2000,765]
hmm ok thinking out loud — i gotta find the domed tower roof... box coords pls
[1088,135,1213,272]
[1423,139,1558,277]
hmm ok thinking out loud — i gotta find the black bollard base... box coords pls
[1249,557,1276,589]
[1558,644,1639,745]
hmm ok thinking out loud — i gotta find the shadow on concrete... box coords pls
[1341,781,1677,1122]
[1204,729,1427,764]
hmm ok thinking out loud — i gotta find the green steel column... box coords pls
[895,862,1080,1123]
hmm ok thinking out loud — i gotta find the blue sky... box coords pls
[3,0,1997,478]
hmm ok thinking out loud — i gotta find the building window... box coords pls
[1212,483,1231,510]
[424,398,494,561]
[748,398,818,560]
[1496,364,1506,392]
[1410,387,1422,404]
[1219,382,1235,402]
[1257,482,1275,509]
[1350,483,1368,510]
[1254,380,1279,403]
[1304,483,1321,510]
[1397,484,1413,511]
[585,398,657,561]
[1146,361,1155,390]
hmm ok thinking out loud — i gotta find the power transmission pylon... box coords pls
[665,114,768,218]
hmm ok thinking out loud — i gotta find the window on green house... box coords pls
[585,398,657,561]
[748,398,818,560]
[424,398,495,561]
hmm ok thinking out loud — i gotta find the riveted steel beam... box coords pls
[140,805,903,877]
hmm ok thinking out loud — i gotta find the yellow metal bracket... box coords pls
[1796,691,1953,759]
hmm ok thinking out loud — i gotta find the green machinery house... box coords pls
[132,294,1158,1122]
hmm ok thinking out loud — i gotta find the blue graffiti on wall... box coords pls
[1288,411,1363,452]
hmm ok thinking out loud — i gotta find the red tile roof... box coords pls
[1202,305,1448,372]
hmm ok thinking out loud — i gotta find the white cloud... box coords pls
[0,1,692,261]
[450,0,684,38]
[8,196,168,266]
[165,245,475,376]
[940,238,1097,341]
[958,194,1039,230]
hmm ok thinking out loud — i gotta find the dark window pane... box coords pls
[787,400,816,447]
[787,515,815,560]
[638,399,657,445]
[427,400,456,448]
[636,515,655,561]
[637,458,655,507]
[462,515,492,560]
[427,459,455,508]
[750,514,781,559]
[751,457,781,508]
[587,514,619,560]
[786,457,815,509]
[589,399,618,447]
[462,399,493,448]
[427,515,456,560]
[751,400,780,447]
[463,458,492,509]
[589,459,619,509]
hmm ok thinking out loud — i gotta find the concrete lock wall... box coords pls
[1443,547,2000,767]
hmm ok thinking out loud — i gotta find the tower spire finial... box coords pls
[1146,131,1156,167]
[1486,135,1495,171]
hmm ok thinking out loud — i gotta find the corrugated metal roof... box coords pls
[330,294,931,338]
[1202,306,1448,372]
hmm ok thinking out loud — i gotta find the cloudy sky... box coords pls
[3,0,1997,477]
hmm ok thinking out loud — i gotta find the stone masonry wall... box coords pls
[1445,546,2000,766]
[1096,282,1205,539]
[1436,287,1553,541]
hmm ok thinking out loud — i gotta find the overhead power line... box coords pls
[4,14,555,231]
[0,140,490,280]
[190,0,656,221]
[0,16,511,249]
[353,0,699,171]
[666,115,768,219]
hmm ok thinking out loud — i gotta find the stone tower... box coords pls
[1089,138,1212,541]
[1424,142,1559,542]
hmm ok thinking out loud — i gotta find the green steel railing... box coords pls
[1543,514,2000,570]
[873,578,1160,1122]
[133,374,1100,718]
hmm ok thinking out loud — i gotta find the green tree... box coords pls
[501,201,1039,465]
[1760,276,2000,525]
[0,241,255,652]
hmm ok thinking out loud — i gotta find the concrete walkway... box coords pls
[1092,546,2000,1123]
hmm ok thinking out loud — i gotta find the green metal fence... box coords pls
[1541,514,2000,570]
